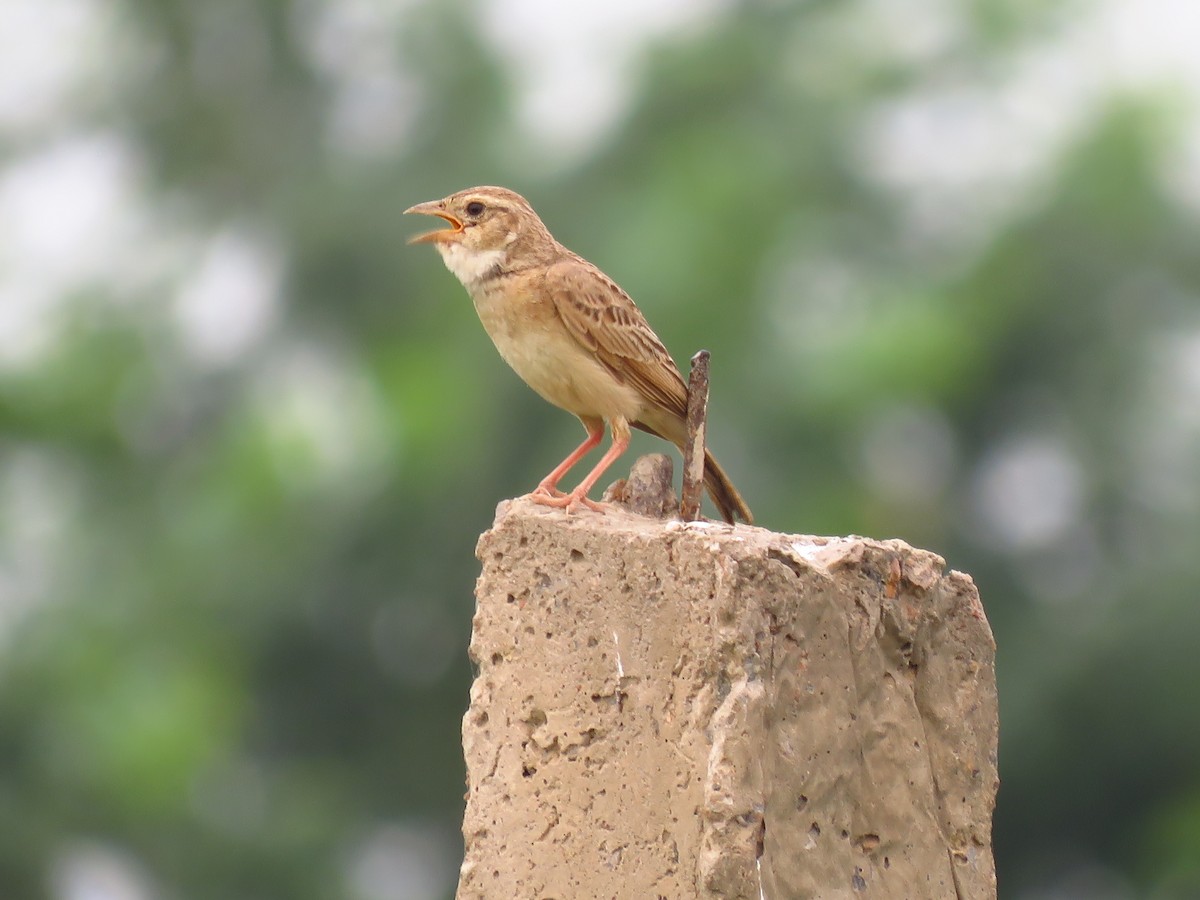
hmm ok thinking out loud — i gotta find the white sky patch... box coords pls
[856,0,1200,249]
[49,840,158,900]
[480,0,730,163]
[326,68,422,159]
[855,47,1093,252]
[470,0,1200,182]
[250,342,397,494]
[970,435,1088,553]
[0,133,148,369]
[1164,115,1200,214]
[0,0,106,132]
[1168,330,1200,424]
[1094,0,1200,89]
[345,821,458,900]
[1127,327,1200,514]
[0,133,145,289]
[1111,0,1200,212]
[174,226,284,368]
[292,0,423,158]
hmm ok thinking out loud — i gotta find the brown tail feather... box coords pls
[703,448,753,524]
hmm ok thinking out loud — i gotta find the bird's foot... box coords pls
[527,489,608,515]
[529,483,568,501]
[572,495,608,514]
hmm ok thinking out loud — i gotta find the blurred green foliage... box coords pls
[1,0,1199,897]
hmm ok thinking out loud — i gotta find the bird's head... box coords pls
[404,186,554,273]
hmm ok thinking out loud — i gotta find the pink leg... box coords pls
[532,418,630,514]
[529,417,604,500]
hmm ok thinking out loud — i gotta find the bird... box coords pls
[404,186,752,524]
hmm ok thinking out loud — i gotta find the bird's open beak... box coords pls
[404,199,463,245]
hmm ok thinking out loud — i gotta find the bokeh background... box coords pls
[2,0,1199,897]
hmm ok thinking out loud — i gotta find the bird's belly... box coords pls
[480,305,641,421]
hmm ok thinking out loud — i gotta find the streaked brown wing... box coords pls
[545,257,688,418]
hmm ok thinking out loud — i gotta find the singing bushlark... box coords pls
[405,186,752,524]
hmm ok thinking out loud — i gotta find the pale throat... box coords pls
[436,241,508,286]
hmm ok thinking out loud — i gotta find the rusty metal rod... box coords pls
[680,349,710,521]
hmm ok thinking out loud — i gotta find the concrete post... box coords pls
[457,491,997,900]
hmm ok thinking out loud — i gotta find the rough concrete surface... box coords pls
[457,496,998,900]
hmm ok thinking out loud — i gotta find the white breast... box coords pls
[436,242,508,286]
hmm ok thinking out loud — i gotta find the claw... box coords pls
[528,491,571,509]
[573,495,608,514]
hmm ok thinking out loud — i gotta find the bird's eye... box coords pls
[465,201,485,217]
